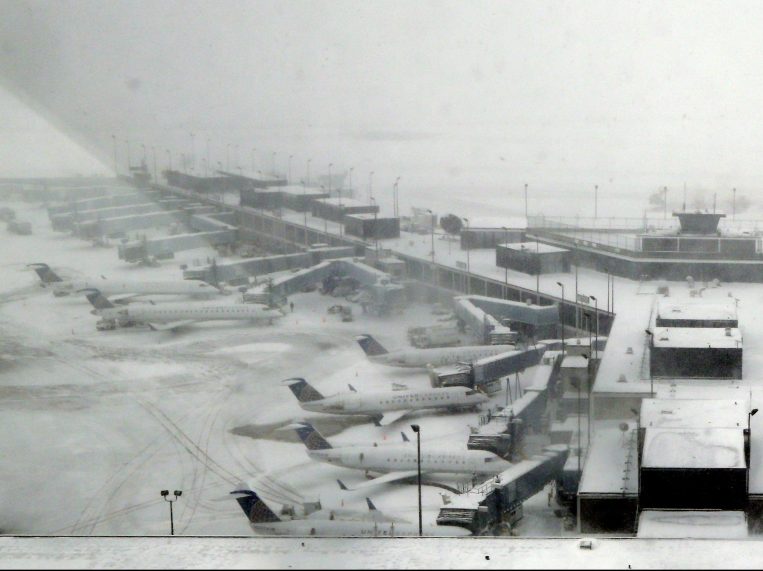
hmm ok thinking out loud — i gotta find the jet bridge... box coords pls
[467,351,562,459]
[436,444,569,534]
[117,212,238,263]
[454,295,559,342]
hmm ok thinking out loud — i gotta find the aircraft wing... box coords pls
[147,320,197,331]
[340,470,420,491]
[376,410,410,426]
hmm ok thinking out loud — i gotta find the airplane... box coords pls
[231,487,470,537]
[356,334,514,368]
[282,377,489,426]
[28,262,222,299]
[292,422,514,491]
[81,288,285,331]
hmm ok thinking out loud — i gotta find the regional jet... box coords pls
[282,377,489,426]
[29,263,222,299]
[81,288,284,331]
[356,334,514,368]
[292,422,513,491]
[231,486,469,536]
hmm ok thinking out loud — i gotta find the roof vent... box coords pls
[617,374,627,383]
[626,347,633,354]
[725,327,732,337]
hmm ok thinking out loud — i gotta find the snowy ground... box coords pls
[0,199,564,537]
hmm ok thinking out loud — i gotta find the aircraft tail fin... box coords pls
[294,422,332,450]
[366,498,378,512]
[356,334,389,357]
[28,263,63,284]
[281,378,324,403]
[401,432,410,443]
[79,288,115,310]
[230,488,281,524]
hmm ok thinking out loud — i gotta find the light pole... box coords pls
[411,424,423,537]
[272,151,277,176]
[557,282,566,355]
[234,144,240,170]
[393,176,401,218]
[226,144,231,171]
[368,171,375,203]
[604,267,610,313]
[306,158,311,186]
[140,143,147,166]
[645,329,654,396]
[663,186,668,220]
[749,408,759,433]
[288,155,293,184]
[370,197,379,257]
[251,147,256,172]
[426,209,435,264]
[302,180,309,247]
[590,295,599,361]
[206,137,211,176]
[733,187,737,220]
[152,146,158,182]
[594,184,598,220]
[160,490,182,535]
[348,167,354,198]
[190,132,195,169]
[524,183,528,220]
[462,217,470,294]
[111,134,118,175]
[166,149,172,172]
[328,163,333,197]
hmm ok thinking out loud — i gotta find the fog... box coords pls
[3,0,763,217]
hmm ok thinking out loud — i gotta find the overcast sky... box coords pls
[2,1,763,213]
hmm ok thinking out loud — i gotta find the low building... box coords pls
[311,197,379,223]
[655,298,738,328]
[344,214,400,240]
[460,217,526,249]
[239,188,283,210]
[649,326,743,379]
[496,242,570,275]
[279,185,330,211]
[640,427,747,510]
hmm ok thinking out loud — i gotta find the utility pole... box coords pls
[411,425,423,537]
[160,490,182,535]
[111,135,118,176]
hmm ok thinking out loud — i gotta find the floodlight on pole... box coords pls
[557,282,566,356]
[410,424,422,537]
[161,489,182,535]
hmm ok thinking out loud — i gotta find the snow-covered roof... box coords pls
[278,185,328,196]
[561,355,589,369]
[345,213,396,221]
[651,326,742,349]
[578,421,639,496]
[313,197,373,208]
[637,510,748,539]
[657,299,737,322]
[642,427,746,469]
[462,216,527,230]
[640,398,749,429]
[500,241,569,254]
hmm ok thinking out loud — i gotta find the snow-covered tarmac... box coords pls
[0,200,560,537]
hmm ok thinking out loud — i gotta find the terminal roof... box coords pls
[642,427,745,469]
[651,326,742,349]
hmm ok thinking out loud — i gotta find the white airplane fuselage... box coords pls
[251,520,469,537]
[370,344,514,368]
[299,386,488,416]
[49,278,219,297]
[99,302,283,326]
[308,444,513,476]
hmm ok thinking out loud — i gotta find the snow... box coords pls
[651,326,742,349]
[578,421,638,496]
[637,510,748,539]
[641,428,746,470]
[6,536,763,569]
[640,399,748,429]
[657,298,738,323]
[0,198,567,537]
[501,242,569,254]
